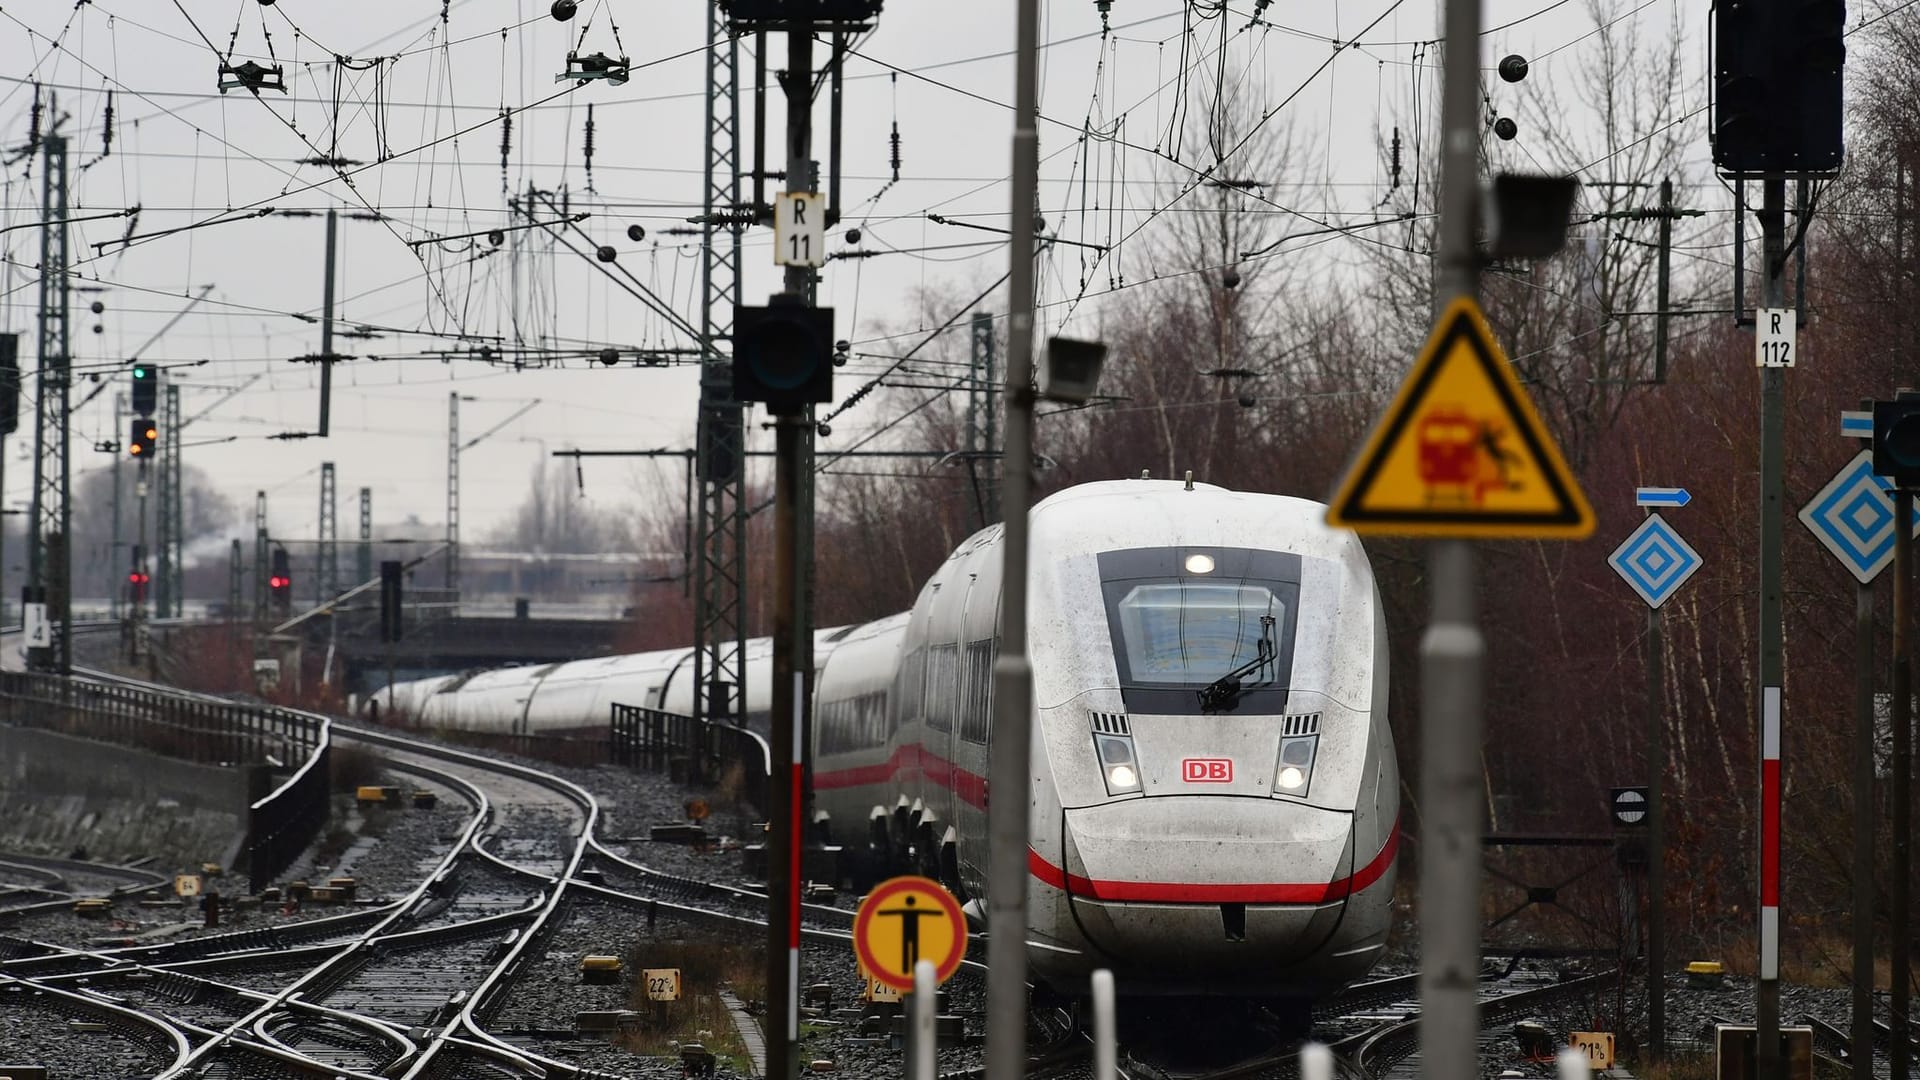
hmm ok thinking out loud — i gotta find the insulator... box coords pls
[583,104,595,163]
[101,92,114,155]
[889,122,901,182]
[1389,127,1401,189]
[499,112,512,171]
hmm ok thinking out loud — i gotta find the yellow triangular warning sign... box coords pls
[1327,297,1594,539]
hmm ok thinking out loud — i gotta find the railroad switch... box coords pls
[72,898,112,918]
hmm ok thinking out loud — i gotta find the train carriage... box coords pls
[382,478,1398,1001]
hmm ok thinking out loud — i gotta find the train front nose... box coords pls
[1042,796,1374,994]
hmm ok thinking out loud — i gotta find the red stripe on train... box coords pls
[813,745,988,809]
[1026,816,1400,905]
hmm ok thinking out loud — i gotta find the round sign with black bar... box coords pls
[1610,786,1649,827]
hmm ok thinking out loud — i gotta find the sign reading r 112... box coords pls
[1756,308,1795,368]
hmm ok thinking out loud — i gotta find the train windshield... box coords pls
[1096,547,1301,713]
[1113,583,1282,685]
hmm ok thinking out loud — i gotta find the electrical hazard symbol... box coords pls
[1327,297,1594,539]
[852,875,968,992]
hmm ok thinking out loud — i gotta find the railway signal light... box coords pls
[269,547,292,612]
[1712,0,1846,174]
[129,418,156,458]
[732,295,834,415]
[1873,395,1920,487]
[131,363,157,416]
[128,544,149,603]
[0,333,18,437]
[379,560,404,642]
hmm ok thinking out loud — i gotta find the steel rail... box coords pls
[0,970,195,1073]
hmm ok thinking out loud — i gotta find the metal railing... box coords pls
[0,670,331,892]
[610,702,770,813]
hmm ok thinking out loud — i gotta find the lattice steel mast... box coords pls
[693,8,748,726]
[156,383,183,617]
[319,462,338,601]
[253,491,268,624]
[446,393,460,601]
[27,123,71,673]
[357,487,373,586]
[966,310,1000,525]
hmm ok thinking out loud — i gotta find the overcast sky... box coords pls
[0,0,1708,556]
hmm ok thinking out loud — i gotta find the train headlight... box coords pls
[1274,735,1317,794]
[1094,734,1141,795]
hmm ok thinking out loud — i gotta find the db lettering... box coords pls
[1182,758,1232,782]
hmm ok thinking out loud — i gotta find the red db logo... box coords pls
[1182,758,1233,783]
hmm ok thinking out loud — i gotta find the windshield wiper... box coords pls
[1197,615,1275,713]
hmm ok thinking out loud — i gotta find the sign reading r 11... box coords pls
[774,191,825,269]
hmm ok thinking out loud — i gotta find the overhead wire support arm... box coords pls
[530,189,706,342]
[926,213,1111,252]
[0,207,138,236]
[90,207,276,254]
[405,213,589,248]
[462,400,542,451]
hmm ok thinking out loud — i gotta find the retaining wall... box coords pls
[0,724,257,871]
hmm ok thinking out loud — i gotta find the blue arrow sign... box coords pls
[1608,513,1703,609]
[1841,411,1874,439]
[1634,487,1692,508]
[1798,449,1920,584]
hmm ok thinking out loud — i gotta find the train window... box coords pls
[925,644,957,731]
[1096,547,1303,714]
[1115,583,1285,685]
[960,640,993,743]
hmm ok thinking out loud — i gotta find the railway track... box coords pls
[2,659,1610,1080]
[0,671,869,1078]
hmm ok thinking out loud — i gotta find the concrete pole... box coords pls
[765,20,816,1080]
[319,209,336,437]
[1648,600,1666,1061]
[1420,3,1486,1080]
[1851,401,1878,1080]
[985,0,1040,1069]
[1854,568,1877,1080]
[1654,180,1672,383]
[1756,174,1787,1080]
[1893,486,1912,1080]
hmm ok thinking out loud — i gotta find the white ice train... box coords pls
[380,479,1399,999]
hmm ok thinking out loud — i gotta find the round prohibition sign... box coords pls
[853,875,967,991]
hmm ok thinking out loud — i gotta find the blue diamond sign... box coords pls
[1609,512,1703,609]
[1798,449,1920,584]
